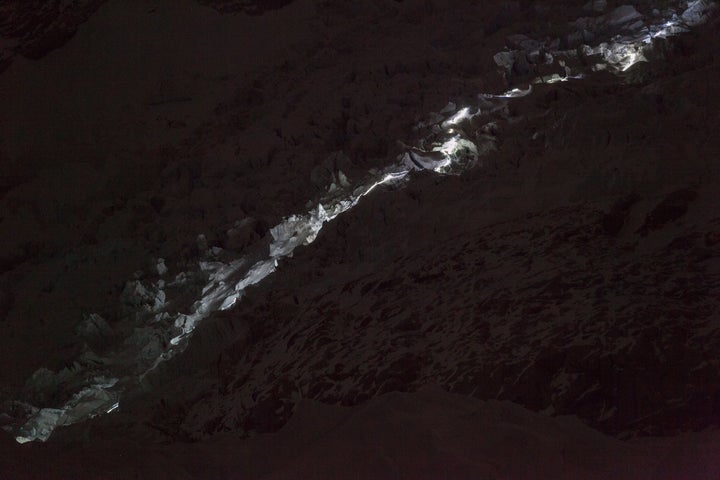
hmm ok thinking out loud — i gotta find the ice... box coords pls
[682,0,715,25]
[121,280,166,314]
[15,409,64,443]
[269,205,330,258]
[493,51,515,71]
[15,378,118,443]
[338,170,350,189]
[234,259,277,291]
[404,150,450,171]
[156,258,168,276]
[593,41,648,71]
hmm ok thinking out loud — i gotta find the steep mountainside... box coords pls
[1,0,719,478]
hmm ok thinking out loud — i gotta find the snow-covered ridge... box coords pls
[6,0,716,443]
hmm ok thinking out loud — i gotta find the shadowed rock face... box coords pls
[0,0,108,72]
[0,0,296,73]
[1,0,720,477]
[196,0,297,15]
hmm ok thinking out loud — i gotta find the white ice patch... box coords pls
[163,168,409,353]
[594,42,649,71]
[441,107,476,130]
[581,0,716,73]
[15,378,118,443]
[497,86,533,98]
[682,0,716,24]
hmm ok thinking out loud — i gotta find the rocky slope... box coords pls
[0,0,300,74]
[1,0,720,477]
[0,0,107,73]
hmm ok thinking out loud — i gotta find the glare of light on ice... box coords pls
[443,107,475,128]
[441,137,460,155]
[497,86,532,98]
[618,49,648,71]
[363,171,410,196]
[168,170,408,350]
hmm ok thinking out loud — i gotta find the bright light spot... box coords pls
[383,171,409,183]
[420,136,481,173]
[534,73,585,84]
[234,260,277,290]
[106,402,120,413]
[620,50,647,71]
[591,41,649,72]
[220,294,238,310]
[363,170,409,195]
[497,86,532,98]
[440,137,458,155]
[651,20,687,39]
[446,107,472,125]
[535,74,567,84]
[432,158,452,172]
